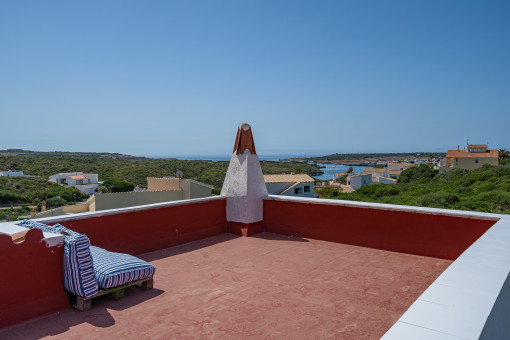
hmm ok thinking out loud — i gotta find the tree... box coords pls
[100,179,135,193]
[499,149,509,162]
[428,154,436,163]
[399,164,438,183]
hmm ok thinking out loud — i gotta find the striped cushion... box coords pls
[18,220,61,234]
[90,246,155,289]
[18,220,99,297]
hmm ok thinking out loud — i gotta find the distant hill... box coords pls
[283,152,446,166]
[0,149,147,159]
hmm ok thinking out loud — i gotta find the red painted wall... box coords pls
[0,229,69,329]
[264,200,496,260]
[43,198,227,255]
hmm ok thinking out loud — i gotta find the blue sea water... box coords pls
[313,164,371,181]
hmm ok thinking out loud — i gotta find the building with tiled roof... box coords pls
[387,162,415,171]
[49,172,99,194]
[441,144,499,173]
[263,174,315,197]
[1,124,509,339]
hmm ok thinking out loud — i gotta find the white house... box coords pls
[346,173,372,190]
[264,174,315,198]
[0,170,25,177]
[332,172,348,181]
[362,167,387,180]
[387,162,414,172]
[49,172,99,194]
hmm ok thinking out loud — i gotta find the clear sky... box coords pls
[1,1,509,157]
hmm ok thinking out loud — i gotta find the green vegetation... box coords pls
[500,149,509,162]
[0,177,88,205]
[0,176,89,220]
[316,164,510,214]
[98,179,135,193]
[0,156,321,189]
[0,206,31,222]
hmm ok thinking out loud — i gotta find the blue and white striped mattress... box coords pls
[90,246,155,289]
[18,220,99,297]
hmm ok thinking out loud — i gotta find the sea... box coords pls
[313,164,371,181]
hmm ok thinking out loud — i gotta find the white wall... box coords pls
[388,164,413,171]
[266,182,294,195]
[266,182,314,197]
[0,171,24,177]
[346,174,372,190]
[73,183,99,195]
[379,177,397,184]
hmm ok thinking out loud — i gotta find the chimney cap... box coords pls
[233,123,256,155]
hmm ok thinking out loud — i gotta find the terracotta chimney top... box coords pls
[233,123,256,155]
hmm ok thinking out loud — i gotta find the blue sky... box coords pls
[1,1,509,157]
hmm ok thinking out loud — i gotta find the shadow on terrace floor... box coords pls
[141,231,309,262]
[1,287,164,340]
[251,231,310,243]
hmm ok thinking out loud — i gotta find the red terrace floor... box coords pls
[1,233,452,340]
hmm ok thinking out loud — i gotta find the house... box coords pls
[49,172,99,194]
[147,177,213,199]
[362,167,386,179]
[442,144,499,173]
[332,172,348,181]
[412,159,428,166]
[387,162,414,172]
[0,170,26,177]
[346,173,372,190]
[1,124,509,339]
[264,174,315,197]
[387,170,403,179]
[379,176,398,184]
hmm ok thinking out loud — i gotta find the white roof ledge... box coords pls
[35,195,225,224]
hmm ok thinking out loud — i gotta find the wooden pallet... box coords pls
[73,277,153,311]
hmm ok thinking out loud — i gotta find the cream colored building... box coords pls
[441,144,499,173]
[387,162,414,172]
[147,177,213,200]
[35,177,213,218]
[362,167,387,180]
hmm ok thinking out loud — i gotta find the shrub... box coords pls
[416,192,460,208]
[101,179,135,193]
[399,164,438,183]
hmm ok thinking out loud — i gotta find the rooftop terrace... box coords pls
[1,124,509,339]
[0,233,451,339]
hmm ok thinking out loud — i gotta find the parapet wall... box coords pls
[0,229,69,328]
[263,196,497,260]
[38,196,227,255]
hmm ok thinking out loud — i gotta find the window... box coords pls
[304,186,310,192]
[475,159,478,164]
[294,187,303,195]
